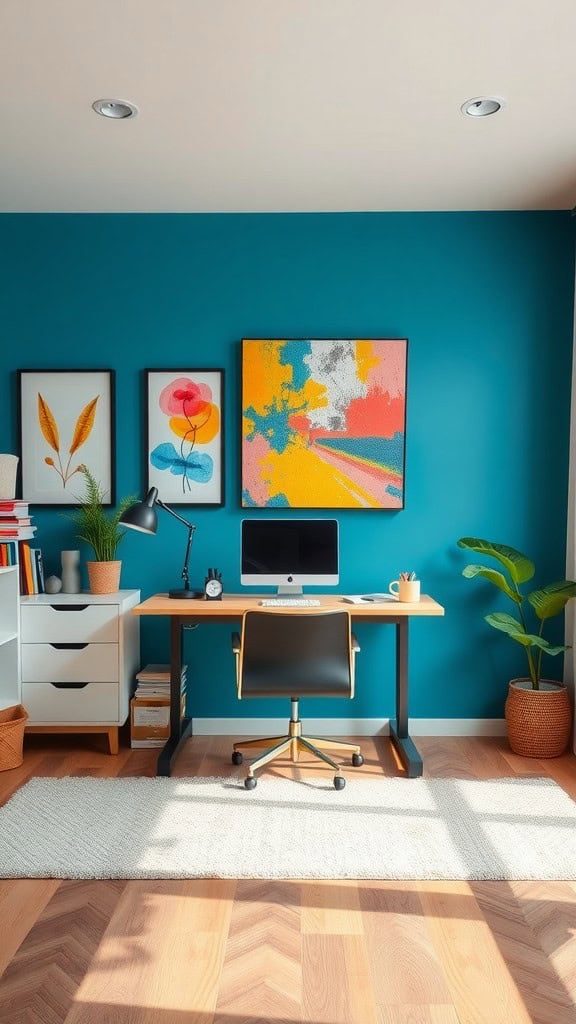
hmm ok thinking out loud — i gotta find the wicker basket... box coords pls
[505,679,572,758]
[87,560,121,594]
[0,704,28,771]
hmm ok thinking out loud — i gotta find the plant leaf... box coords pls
[37,393,60,452]
[531,642,567,656]
[457,537,534,584]
[62,466,131,561]
[485,612,565,653]
[462,564,521,603]
[527,581,576,620]
[69,396,99,455]
[485,611,527,637]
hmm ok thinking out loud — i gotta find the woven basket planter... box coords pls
[87,560,122,594]
[505,679,572,758]
[0,704,28,771]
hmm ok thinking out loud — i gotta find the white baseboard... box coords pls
[191,718,508,737]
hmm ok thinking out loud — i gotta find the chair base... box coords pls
[232,717,362,782]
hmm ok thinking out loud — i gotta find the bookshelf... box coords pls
[0,566,20,711]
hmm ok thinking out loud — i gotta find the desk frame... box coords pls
[132,595,444,778]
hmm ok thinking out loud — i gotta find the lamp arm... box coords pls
[156,499,195,531]
[156,499,196,592]
[179,525,195,590]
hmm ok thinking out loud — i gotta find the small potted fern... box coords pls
[67,467,136,594]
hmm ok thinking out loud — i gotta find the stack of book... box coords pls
[0,501,44,593]
[130,664,188,749]
[134,663,188,698]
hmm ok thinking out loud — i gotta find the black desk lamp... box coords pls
[120,487,203,599]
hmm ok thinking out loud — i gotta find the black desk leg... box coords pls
[157,615,192,777]
[389,618,423,778]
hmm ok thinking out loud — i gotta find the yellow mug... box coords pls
[389,579,421,602]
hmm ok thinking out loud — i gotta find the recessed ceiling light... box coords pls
[92,99,138,119]
[461,96,505,117]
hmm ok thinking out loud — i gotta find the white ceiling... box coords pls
[2,0,576,213]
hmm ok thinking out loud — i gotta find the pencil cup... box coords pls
[389,579,421,602]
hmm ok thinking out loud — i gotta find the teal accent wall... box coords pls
[0,212,574,720]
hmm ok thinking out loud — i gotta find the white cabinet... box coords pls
[20,590,140,754]
[0,566,20,711]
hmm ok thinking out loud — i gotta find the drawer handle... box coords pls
[49,604,89,612]
[49,642,89,650]
[49,682,90,689]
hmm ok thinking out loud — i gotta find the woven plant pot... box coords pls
[87,560,121,594]
[0,704,28,771]
[505,679,572,758]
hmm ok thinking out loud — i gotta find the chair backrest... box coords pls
[239,610,353,699]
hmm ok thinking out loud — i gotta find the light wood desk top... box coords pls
[133,593,445,618]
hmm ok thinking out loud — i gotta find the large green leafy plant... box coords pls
[66,467,136,562]
[457,537,576,689]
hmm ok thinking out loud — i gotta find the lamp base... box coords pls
[168,587,204,600]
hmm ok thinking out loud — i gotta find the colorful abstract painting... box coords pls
[242,339,407,509]
[146,369,224,506]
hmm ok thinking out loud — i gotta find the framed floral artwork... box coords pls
[17,369,115,506]
[242,338,407,509]
[145,369,224,506]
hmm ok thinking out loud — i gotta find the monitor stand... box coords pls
[277,584,303,595]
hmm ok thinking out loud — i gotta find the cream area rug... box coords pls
[1,775,575,880]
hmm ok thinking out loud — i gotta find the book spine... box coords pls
[19,545,27,594]
[20,542,34,595]
[33,548,44,593]
[30,548,38,594]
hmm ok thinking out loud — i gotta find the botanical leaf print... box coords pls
[38,392,99,489]
[37,393,60,452]
[69,396,99,455]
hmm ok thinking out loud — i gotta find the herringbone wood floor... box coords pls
[0,733,575,1024]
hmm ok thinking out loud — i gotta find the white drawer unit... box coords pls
[20,590,140,754]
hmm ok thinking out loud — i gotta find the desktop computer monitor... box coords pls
[241,518,339,594]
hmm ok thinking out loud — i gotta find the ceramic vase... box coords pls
[44,575,62,595]
[61,550,81,594]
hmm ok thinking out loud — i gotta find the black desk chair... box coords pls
[231,609,363,790]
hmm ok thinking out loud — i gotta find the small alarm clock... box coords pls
[204,568,223,600]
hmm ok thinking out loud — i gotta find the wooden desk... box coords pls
[133,593,444,778]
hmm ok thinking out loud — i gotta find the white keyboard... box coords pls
[259,598,321,607]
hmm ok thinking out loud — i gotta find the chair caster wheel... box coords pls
[334,775,346,790]
[245,776,257,790]
[352,753,364,767]
[232,751,243,765]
